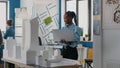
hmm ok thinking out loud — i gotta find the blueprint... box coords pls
[33,0,59,45]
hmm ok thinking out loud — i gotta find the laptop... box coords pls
[52,29,75,42]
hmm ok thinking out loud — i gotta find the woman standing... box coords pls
[4,19,15,68]
[60,11,81,60]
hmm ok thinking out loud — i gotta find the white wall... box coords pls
[102,0,120,68]
[103,30,120,60]
[93,36,102,68]
[20,0,33,18]
[20,0,26,7]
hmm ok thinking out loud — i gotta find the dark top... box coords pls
[4,27,15,39]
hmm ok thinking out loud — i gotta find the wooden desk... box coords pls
[2,58,32,68]
[2,58,82,68]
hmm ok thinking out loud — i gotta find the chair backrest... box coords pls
[77,44,88,60]
[87,48,93,59]
[77,45,93,60]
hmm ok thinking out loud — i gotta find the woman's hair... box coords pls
[65,11,77,25]
[7,19,12,26]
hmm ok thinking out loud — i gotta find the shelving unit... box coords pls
[15,18,24,46]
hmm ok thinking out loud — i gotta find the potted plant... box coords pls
[85,34,89,41]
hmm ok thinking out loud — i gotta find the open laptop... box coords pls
[52,29,75,42]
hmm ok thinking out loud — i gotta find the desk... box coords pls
[2,58,82,68]
[2,58,32,68]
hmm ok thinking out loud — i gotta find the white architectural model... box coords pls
[3,17,63,67]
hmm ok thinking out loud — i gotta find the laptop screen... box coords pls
[52,29,75,42]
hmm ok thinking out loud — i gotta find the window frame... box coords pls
[0,1,8,32]
[65,0,92,41]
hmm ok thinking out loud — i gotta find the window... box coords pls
[0,1,7,32]
[66,0,77,25]
[78,0,88,37]
[66,0,76,13]
[64,0,92,40]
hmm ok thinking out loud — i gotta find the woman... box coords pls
[4,20,15,39]
[60,11,81,60]
[4,19,15,68]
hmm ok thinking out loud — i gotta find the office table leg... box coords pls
[4,61,6,68]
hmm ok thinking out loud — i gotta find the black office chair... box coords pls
[84,48,93,68]
[84,59,93,68]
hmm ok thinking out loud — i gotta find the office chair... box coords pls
[84,48,93,68]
